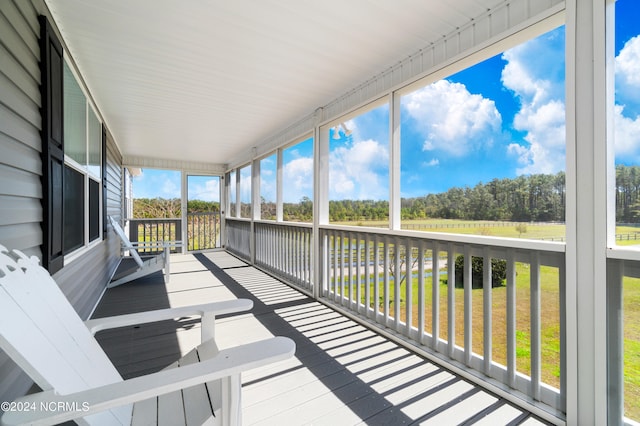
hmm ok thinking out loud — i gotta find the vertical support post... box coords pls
[181,171,187,254]
[313,109,328,300]
[220,173,228,248]
[390,92,401,230]
[565,0,610,423]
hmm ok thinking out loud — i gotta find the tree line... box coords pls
[133,165,640,223]
[133,198,219,218]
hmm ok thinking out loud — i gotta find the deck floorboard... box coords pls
[93,251,551,426]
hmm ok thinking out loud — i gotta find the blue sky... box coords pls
[134,1,640,203]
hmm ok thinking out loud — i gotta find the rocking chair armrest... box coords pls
[85,299,253,335]
[0,336,296,426]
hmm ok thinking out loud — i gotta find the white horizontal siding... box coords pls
[0,0,125,409]
[0,0,45,409]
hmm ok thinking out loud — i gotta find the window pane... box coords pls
[283,137,313,222]
[614,0,640,248]
[88,107,101,177]
[400,26,565,239]
[89,178,100,241]
[64,165,84,253]
[63,62,87,166]
[131,169,182,218]
[260,153,277,220]
[239,165,251,218]
[328,104,389,225]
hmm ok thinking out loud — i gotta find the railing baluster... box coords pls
[447,243,456,359]
[356,234,362,314]
[383,238,390,323]
[394,240,401,328]
[364,236,371,319]
[374,235,381,324]
[507,250,517,388]
[483,247,492,375]
[417,243,425,344]
[531,251,541,401]
[464,245,472,366]
[405,240,413,336]
[432,242,440,350]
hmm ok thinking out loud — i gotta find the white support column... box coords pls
[235,169,241,219]
[390,92,401,230]
[181,170,188,254]
[313,109,329,300]
[221,172,228,248]
[565,0,609,424]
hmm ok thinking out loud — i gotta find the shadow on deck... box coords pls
[92,251,551,426]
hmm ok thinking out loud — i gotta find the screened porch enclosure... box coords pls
[1,0,635,424]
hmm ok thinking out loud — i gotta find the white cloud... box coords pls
[188,178,220,202]
[424,158,439,167]
[502,28,566,174]
[614,35,640,162]
[404,80,502,156]
[616,35,640,90]
[239,168,252,203]
[161,177,180,198]
[614,104,640,158]
[283,156,313,203]
[329,139,389,200]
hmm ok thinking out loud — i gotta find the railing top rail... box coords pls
[253,220,313,229]
[128,217,181,222]
[607,246,640,262]
[319,223,566,253]
[225,217,252,223]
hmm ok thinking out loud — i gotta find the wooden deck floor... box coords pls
[92,251,551,426]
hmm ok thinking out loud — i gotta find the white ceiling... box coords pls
[45,0,504,168]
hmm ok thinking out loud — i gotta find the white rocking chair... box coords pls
[108,216,176,288]
[0,244,296,426]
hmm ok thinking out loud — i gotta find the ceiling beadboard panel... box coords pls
[45,0,564,168]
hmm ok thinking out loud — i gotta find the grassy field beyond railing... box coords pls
[129,212,220,252]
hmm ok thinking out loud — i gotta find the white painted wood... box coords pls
[564,0,609,423]
[0,245,295,426]
[157,360,185,426]
[131,397,157,426]
[86,299,252,335]
[108,216,183,287]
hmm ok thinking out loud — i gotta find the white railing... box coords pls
[254,221,313,294]
[318,226,566,415]
[225,218,251,261]
[226,218,567,414]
